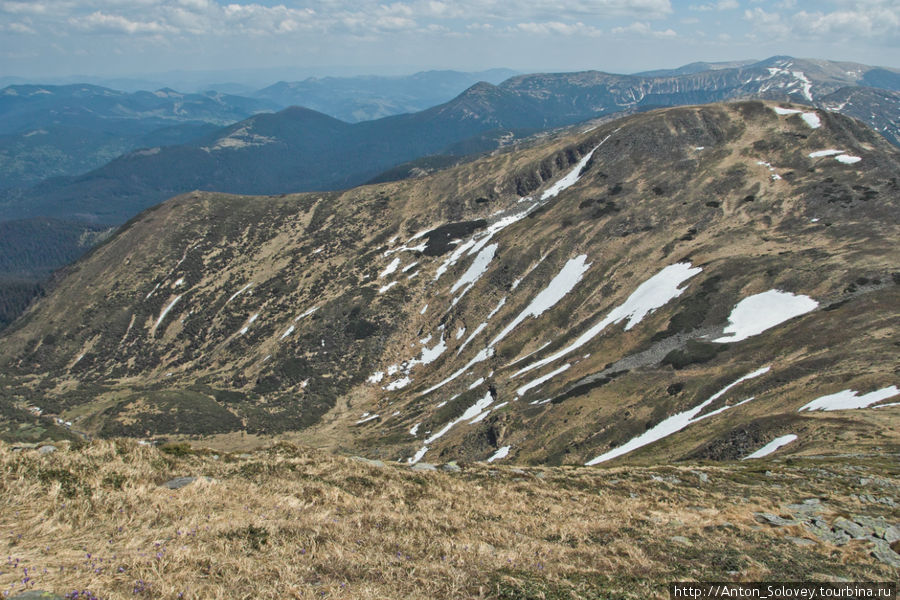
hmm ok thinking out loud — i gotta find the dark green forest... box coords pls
[0,217,111,329]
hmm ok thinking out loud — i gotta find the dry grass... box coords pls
[1,441,896,599]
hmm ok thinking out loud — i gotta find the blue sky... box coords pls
[1,0,897,79]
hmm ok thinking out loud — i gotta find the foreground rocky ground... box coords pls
[1,440,897,599]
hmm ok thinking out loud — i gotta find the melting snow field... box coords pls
[798,385,899,411]
[772,107,802,115]
[450,243,497,301]
[834,155,861,164]
[742,434,797,460]
[491,254,591,347]
[808,149,845,158]
[487,446,511,462]
[238,313,259,335]
[516,363,571,397]
[585,366,770,465]
[380,258,401,279]
[385,377,412,391]
[153,295,182,332]
[424,391,494,445]
[801,112,822,129]
[541,141,604,200]
[515,263,701,377]
[771,106,821,129]
[714,290,818,343]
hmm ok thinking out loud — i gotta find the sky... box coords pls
[1,0,898,83]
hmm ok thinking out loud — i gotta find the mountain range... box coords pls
[2,100,897,470]
[3,57,899,225]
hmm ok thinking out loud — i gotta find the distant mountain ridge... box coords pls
[2,56,897,225]
[253,69,520,122]
[0,84,278,189]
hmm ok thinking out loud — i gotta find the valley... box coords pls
[1,100,896,471]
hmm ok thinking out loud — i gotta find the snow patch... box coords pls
[408,446,429,464]
[457,322,487,355]
[801,112,821,129]
[238,313,259,335]
[385,377,412,391]
[834,154,861,164]
[378,281,399,294]
[420,348,493,396]
[380,257,401,279]
[586,366,770,465]
[491,254,590,346]
[425,391,493,444]
[226,283,253,304]
[280,325,295,340]
[367,372,384,384]
[450,243,497,304]
[516,363,571,397]
[799,386,899,412]
[410,423,421,436]
[516,263,701,377]
[742,434,797,460]
[808,149,845,158]
[153,295,182,333]
[772,106,802,115]
[714,290,818,343]
[541,141,605,200]
[487,446,511,462]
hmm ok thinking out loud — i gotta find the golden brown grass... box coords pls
[1,440,896,599]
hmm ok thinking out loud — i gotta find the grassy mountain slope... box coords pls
[1,101,897,470]
[1,440,897,599]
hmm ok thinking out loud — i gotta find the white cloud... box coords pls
[0,22,37,35]
[690,0,739,10]
[745,2,900,42]
[513,20,603,36]
[70,11,175,34]
[611,20,677,37]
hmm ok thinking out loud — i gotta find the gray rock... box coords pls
[37,445,57,454]
[162,476,215,489]
[651,474,682,484]
[851,515,890,537]
[883,525,900,543]
[351,456,386,468]
[441,462,461,472]
[785,536,816,547]
[10,592,65,599]
[754,512,802,527]
[669,536,691,545]
[803,522,850,546]
[870,539,900,568]
[786,502,824,517]
[410,462,437,471]
[509,467,527,475]
[163,476,197,489]
[237,453,252,459]
[833,517,870,539]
